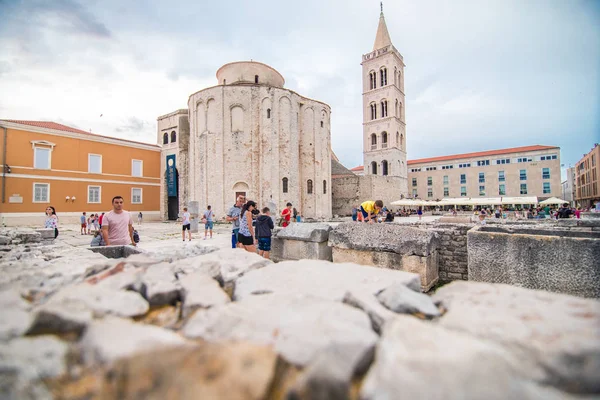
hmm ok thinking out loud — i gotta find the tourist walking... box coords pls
[138,212,143,225]
[255,207,274,259]
[557,203,573,219]
[238,200,257,253]
[281,202,292,227]
[101,196,136,246]
[203,205,215,240]
[226,195,245,248]
[359,200,384,223]
[80,212,88,235]
[181,207,192,241]
[98,212,105,228]
[417,206,423,220]
[44,206,59,238]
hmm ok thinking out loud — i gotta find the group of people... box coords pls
[43,196,140,246]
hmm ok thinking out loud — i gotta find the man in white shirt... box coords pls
[101,196,135,246]
[181,207,192,241]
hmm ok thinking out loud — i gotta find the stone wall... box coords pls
[432,224,471,282]
[331,175,405,217]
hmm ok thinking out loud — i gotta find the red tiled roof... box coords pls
[350,165,364,171]
[407,145,558,165]
[0,119,159,148]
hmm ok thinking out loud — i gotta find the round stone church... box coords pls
[158,61,332,221]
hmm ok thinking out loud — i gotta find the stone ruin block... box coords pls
[35,228,55,243]
[437,216,473,224]
[271,223,333,262]
[87,245,143,259]
[467,225,600,298]
[328,223,440,292]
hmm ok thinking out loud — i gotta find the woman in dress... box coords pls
[44,206,59,238]
[237,200,257,253]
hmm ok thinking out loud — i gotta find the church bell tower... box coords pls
[361,4,408,189]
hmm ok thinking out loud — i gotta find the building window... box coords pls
[520,183,528,195]
[459,163,471,168]
[498,171,505,182]
[163,132,169,144]
[371,161,378,175]
[371,134,377,150]
[443,175,449,185]
[496,158,510,165]
[427,177,433,186]
[282,177,288,193]
[412,178,417,187]
[540,154,558,161]
[320,121,323,127]
[460,174,466,184]
[34,147,51,169]
[132,188,142,204]
[520,169,527,180]
[171,131,177,143]
[443,187,449,197]
[382,160,389,176]
[381,101,388,117]
[517,157,532,163]
[369,71,376,90]
[255,75,259,83]
[88,186,101,203]
[380,67,387,86]
[542,168,550,179]
[267,108,271,119]
[307,180,313,194]
[461,186,467,197]
[132,160,143,177]
[33,183,49,203]
[370,103,377,120]
[427,188,433,198]
[323,180,327,194]
[88,154,102,174]
[479,172,485,183]
[543,182,551,194]
[382,132,388,148]
[479,186,485,196]
[477,160,490,166]
[499,184,506,196]
[412,189,418,197]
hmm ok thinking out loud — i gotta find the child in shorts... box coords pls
[255,207,274,259]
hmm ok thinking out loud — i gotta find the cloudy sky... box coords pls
[1,0,598,174]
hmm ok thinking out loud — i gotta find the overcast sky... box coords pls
[1,0,598,174]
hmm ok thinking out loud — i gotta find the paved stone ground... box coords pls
[24,215,443,252]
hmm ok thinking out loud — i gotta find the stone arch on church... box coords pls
[232,181,250,202]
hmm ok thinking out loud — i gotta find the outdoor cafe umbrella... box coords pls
[501,196,538,205]
[390,198,427,207]
[539,197,568,205]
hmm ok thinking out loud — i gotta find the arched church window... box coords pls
[371,134,377,150]
[255,75,259,84]
[323,180,327,194]
[395,99,399,117]
[382,160,389,176]
[320,121,323,128]
[382,132,388,148]
[371,161,378,175]
[380,67,387,86]
[396,132,399,147]
[282,177,288,193]
[307,180,313,194]
[171,131,177,143]
[267,108,271,119]
[370,103,377,120]
[394,67,397,86]
[381,101,388,118]
[400,133,404,149]
[223,79,226,85]
[369,71,377,90]
[162,132,169,145]
[399,102,403,119]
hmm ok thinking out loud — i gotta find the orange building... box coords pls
[0,120,161,226]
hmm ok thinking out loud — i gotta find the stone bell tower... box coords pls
[361,3,408,195]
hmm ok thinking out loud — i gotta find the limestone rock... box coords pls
[0,289,32,341]
[328,222,439,256]
[141,262,181,306]
[275,223,332,242]
[182,294,378,367]
[65,341,278,400]
[27,303,92,337]
[141,243,219,263]
[433,281,600,394]
[0,235,10,245]
[79,316,188,365]
[361,316,574,400]
[179,272,230,318]
[287,342,374,400]
[233,260,421,301]
[44,284,149,318]
[0,335,69,400]
[342,290,397,334]
[376,282,441,318]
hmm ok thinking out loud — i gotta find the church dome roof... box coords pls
[216,61,285,88]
